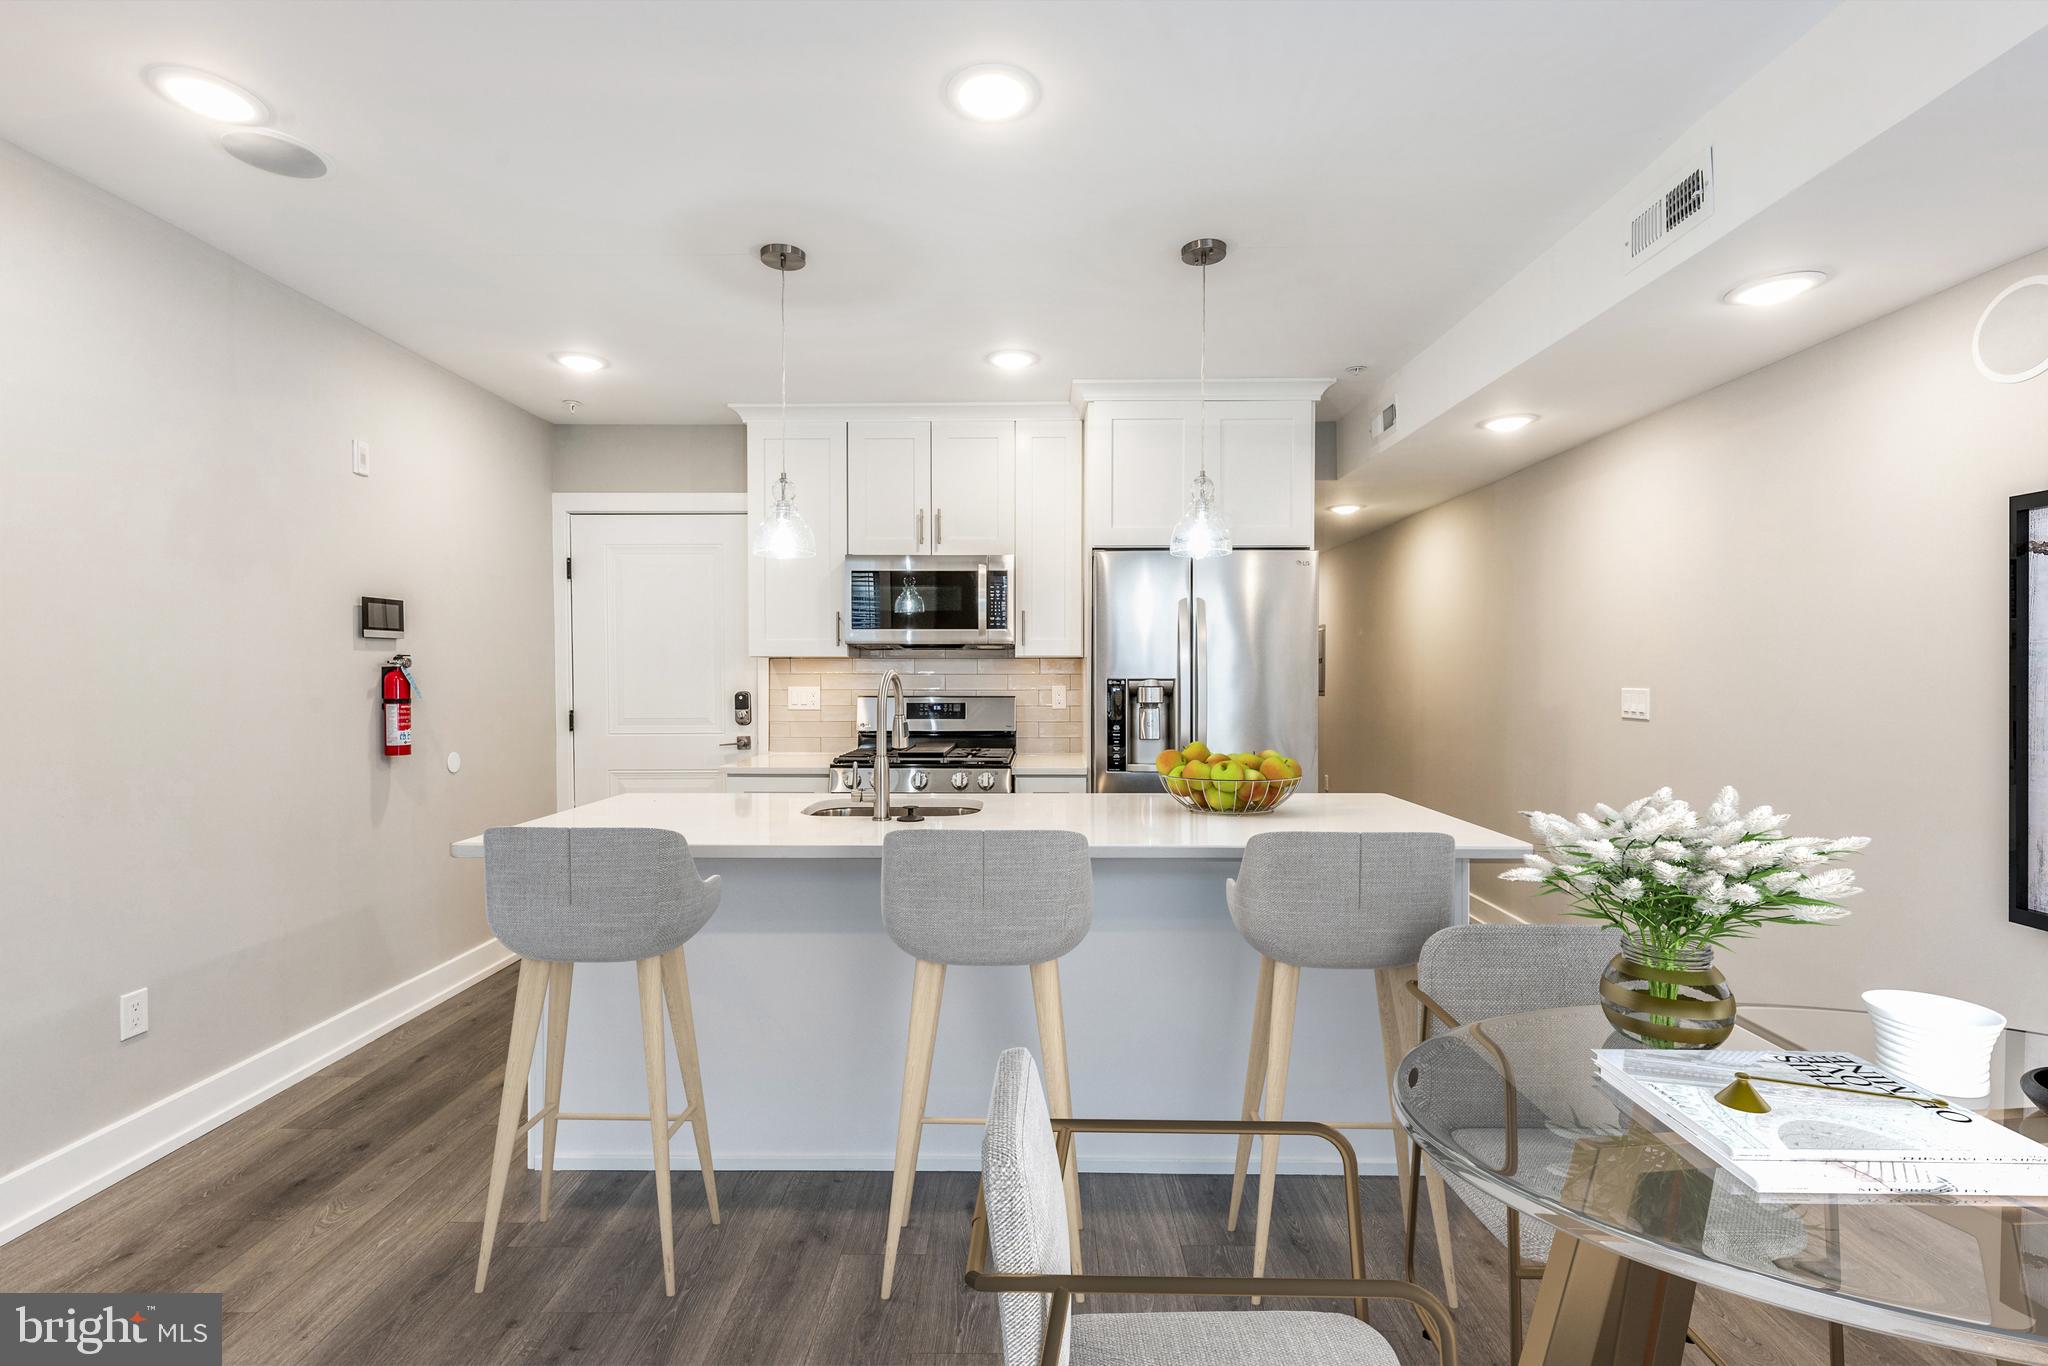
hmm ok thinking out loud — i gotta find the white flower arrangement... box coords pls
[1501,786,1869,955]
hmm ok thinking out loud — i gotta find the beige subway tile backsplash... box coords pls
[765,654,1083,754]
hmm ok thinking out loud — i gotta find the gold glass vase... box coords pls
[1599,935,1735,1050]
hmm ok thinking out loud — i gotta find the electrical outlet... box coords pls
[351,438,370,477]
[1621,687,1652,722]
[1043,686,1068,710]
[788,686,820,711]
[119,988,149,1041]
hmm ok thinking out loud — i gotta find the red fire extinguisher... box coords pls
[381,655,415,756]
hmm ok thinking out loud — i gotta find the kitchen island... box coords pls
[452,791,1526,1176]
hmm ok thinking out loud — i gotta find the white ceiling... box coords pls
[0,0,1833,424]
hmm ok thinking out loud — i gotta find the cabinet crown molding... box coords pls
[1067,378,1333,409]
[730,401,1073,424]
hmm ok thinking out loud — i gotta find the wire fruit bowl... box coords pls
[1158,773,1303,815]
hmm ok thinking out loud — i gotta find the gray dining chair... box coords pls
[1409,923,1829,1366]
[967,1047,1457,1366]
[475,826,722,1298]
[1224,830,1457,1298]
[879,828,1093,1301]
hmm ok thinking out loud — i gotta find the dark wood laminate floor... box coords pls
[0,966,1995,1365]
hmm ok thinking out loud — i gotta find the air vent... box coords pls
[1625,148,1714,270]
[1378,401,1398,435]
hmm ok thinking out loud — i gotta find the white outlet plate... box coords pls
[1621,687,1652,722]
[351,438,370,477]
[788,686,821,711]
[1050,685,1067,710]
[119,988,149,1041]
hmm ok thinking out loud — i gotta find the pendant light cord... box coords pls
[1198,258,1208,480]
[778,252,790,483]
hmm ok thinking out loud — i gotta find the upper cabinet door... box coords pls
[846,420,932,556]
[1201,400,1315,548]
[1013,419,1083,658]
[930,420,1015,555]
[1083,401,1199,547]
[747,420,848,656]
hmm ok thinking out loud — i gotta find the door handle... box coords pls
[935,508,942,547]
[916,507,925,548]
[718,737,754,750]
[1194,597,1208,742]
[1175,597,1191,747]
[1019,607,1027,651]
[835,609,843,648]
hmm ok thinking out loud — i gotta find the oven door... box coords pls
[845,556,1011,646]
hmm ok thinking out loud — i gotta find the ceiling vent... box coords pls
[1376,400,1398,436]
[1625,148,1714,270]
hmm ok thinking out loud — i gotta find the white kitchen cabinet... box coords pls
[746,419,849,656]
[846,420,931,555]
[929,421,1015,554]
[1082,393,1319,549]
[1013,418,1083,657]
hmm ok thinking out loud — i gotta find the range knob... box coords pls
[907,769,929,792]
[975,771,998,792]
[949,771,970,791]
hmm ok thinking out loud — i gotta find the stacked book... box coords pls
[1594,1050,2048,1197]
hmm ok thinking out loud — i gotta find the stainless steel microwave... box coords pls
[844,555,1013,648]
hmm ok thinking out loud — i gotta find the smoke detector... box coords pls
[560,399,583,414]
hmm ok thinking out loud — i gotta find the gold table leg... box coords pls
[1518,1232,1696,1366]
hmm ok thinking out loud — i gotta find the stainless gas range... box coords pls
[829,693,1016,796]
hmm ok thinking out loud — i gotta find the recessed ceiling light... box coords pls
[1479,413,1538,434]
[1326,504,1363,516]
[1724,271,1828,308]
[947,64,1040,122]
[551,352,609,374]
[986,349,1039,371]
[144,65,270,124]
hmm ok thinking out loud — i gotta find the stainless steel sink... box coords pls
[800,799,983,820]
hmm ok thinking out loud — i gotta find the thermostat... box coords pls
[360,596,405,640]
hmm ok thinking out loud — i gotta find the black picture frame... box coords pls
[2011,491,2048,932]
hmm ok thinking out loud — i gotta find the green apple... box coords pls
[1206,758,1246,810]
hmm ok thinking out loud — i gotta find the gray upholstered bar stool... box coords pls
[474,827,722,1298]
[879,828,1092,1301]
[1224,829,1456,1300]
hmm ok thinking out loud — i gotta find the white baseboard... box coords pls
[0,939,514,1247]
[534,1151,1399,1179]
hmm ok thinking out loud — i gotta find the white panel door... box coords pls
[570,514,753,803]
[1201,400,1315,548]
[846,420,931,555]
[1014,418,1083,657]
[747,420,849,655]
[1084,401,1197,546]
[930,420,1015,554]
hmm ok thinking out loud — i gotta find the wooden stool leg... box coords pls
[1376,962,1457,1306]
[475,958,549,1293]
[1029,960,1084,1275]
[881,959,945,1300]
[1227,955,1277,1232]
[539,961,573,1222]
[636,956,677,1297]
[661,948,720,1224]
[1250,960,1300,1303]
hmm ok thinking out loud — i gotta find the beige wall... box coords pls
[0,141,556,1170]
[766,656,1084,754]
[1320,246,2048,1030]
[551,423,745,492]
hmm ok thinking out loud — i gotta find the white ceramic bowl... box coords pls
[1861,989,2006,1097]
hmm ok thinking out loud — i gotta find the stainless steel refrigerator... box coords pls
[1091,549,1319,793]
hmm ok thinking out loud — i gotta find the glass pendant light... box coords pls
[892,574,926,616]
[1170,238,1232,559]
[752,244,817,559]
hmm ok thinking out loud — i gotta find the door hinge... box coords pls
[567,709,575,732]
[565,556,572,579]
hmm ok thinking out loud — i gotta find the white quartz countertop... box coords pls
[450,792,1529,861]
[721,750,1088,776]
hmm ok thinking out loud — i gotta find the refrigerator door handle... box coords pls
[1193,596,1208,742]
[1176,596,1192,746]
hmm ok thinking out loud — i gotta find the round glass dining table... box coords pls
[1393,1003,2048,1365]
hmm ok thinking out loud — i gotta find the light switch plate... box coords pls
[119,988,149,1041]
[351,438,370,477]
[1621,687,1652,722]
[788,686,820,711]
